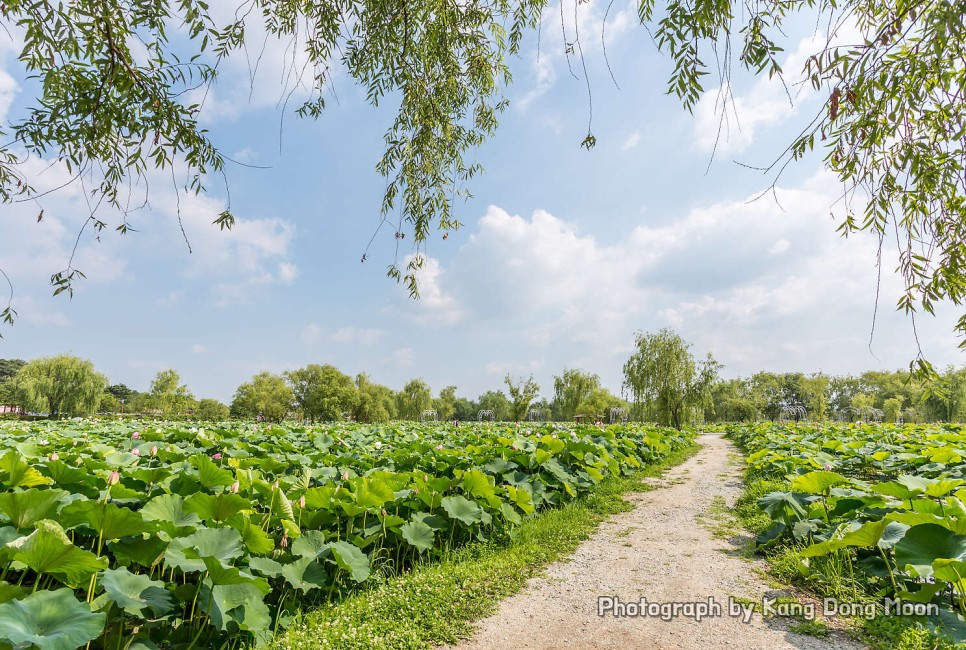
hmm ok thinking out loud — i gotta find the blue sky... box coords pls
[0,3,961,403]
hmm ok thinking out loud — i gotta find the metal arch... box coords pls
[420,410,438,423]
[609,407,627,424]
[838,406,860,422]
[478,409,495,422]
[778,405,807,424]
[528,408,547,422]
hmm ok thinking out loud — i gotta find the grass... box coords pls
[268,444,699,650]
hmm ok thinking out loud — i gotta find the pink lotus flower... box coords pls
[131,432,140,439]
[150,446,158,457]
[49,452,59,461]
[211,453,222,460]
[107,470,120,486]
[230,480,240,494]
[436,444,443,450]
[298,495,306,508]
[340,469,350,481]
[132,448,141,457]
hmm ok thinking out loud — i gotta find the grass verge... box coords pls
[268,443,699,650]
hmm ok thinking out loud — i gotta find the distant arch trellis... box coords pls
[528,408,547,422]
[609,407,627,424]
[478,409,495,422]
[778,405,807,424]
[863,407,884,423]
[838,407,860,422]
[897,408,918,425]
[420,410,438,423]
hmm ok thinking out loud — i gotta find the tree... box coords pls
[149,370,196,417]
[97,392,121,414]
[14,355,107,417]
[230,373,293,422]
[622,329,720,429]
[504,374,540,421]
[4,0,965,361]
[352,373,397,423]
[0,360,25,382]
[552,369,600,421]
[433,386,458,421]
[477,390,511,421]
[194,398,230,421]
[105,384,135,403]
[285,365,358,422]
[575,387,626,420]
[396,379,433,421]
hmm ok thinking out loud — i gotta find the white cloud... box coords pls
[391,348,415,367]
[399,171,959,379]
[301,323,322,345]
[192,344,208,354]
[9,296,70,327]
[621,131,640,151]
[330,327,388,346]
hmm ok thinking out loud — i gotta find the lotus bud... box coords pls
[230,480,240,494]
[132,448,141,457]
[824,464,832,470]
[107,470,120,486]
[374,441,382,450]
[212,453,222,460]
[272,480,279,490]
[380,508,387,517]
[423,474,428,483]
[340,469,350,481]
[436,443,443,450]
[75,457,83,466]
[132,432,140,439]
[150,446,158,457]
[298,495,306,508]
[49,452,59,461]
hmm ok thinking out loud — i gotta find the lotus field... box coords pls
[0,419,691,649]
[731,422,966,641]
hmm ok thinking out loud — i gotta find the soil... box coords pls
[447,433,865,650]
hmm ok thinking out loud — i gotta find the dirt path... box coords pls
[449,433,863,650]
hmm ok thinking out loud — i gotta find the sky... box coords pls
[0,2,962,403]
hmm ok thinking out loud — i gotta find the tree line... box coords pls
[3,329,965,425]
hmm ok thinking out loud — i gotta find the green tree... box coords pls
[15,355,107,417]
[575,387,626,420]
[149,370,196,417]
[97,392,121,414]
[451,396,479,421]
[504,374,540,421]
[105,384,135,402]
[882,397,904,424]
[622,329,720,429]
[396,379,433,420]
[230,373,293,422]
[193,398,230,421]
[433,386,458,421]
[0,359,25,382]
[477,390,511,421]
[552,369,600,421]
[352,373,398,423]
[285,364,358,422]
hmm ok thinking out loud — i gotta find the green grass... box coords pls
[268,444,699,650]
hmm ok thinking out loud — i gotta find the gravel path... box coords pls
[448,433,864,650]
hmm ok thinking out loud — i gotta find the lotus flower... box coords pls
[230,480,240,494]
[298,495,306,508]
[374,441,382,450]
[280,533,289,548]
[436,443,444,450]
[272,480,279,490]
[49,452,59,461]
[150,446,158,457]
[340,469,350,481]
[212,452,222,460]
[107,470,120,486]
[131,432,140,439]
[132,448,141,457]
